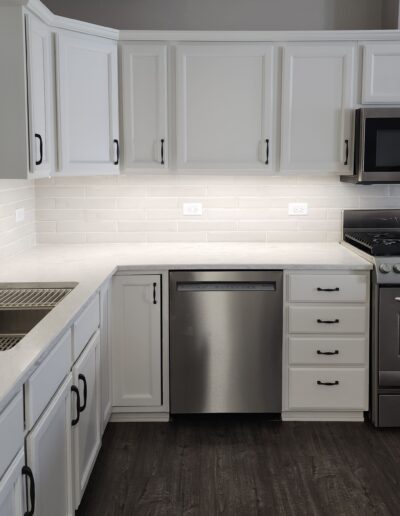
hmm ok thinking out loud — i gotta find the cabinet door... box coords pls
[25,375,73,516]
[25,14,53,178]
[281,43,355,174]
[56,31,119,175]
[112,275,162,407]
[0,450,24,516]
[100,283,112,434]
[176,44,274,170]
[362,42,400,103]
[72,331,101,508]
[122,43,167,169]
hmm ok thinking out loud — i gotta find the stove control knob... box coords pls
[394,264,400,274]
[379,263,392,274]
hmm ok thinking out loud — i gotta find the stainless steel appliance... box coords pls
[169,270,283,414]
[341,108,400,184]
[343,210,400,426]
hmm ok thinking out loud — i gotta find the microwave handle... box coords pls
[344,139,349,166]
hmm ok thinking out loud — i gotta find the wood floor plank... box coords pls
[77,417,400,516]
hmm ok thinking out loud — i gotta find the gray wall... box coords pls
[42,0,393,30]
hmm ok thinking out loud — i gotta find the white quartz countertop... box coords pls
[0,242,371,410]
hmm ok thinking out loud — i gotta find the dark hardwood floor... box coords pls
[77,417,400,516]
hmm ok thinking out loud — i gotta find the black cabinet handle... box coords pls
[153,282,157,304]
[22,466,35,516]
[161,139,165,165]
[34,133,43,166]
[265,139,269,165]
[78,374,87,413]
[113,139,120,165]
[317,287,339,292]
[317,318,339,324]
[317,380,339,386]
[344,139,349,165]
[317,350,339,356]
[71,385,80,426]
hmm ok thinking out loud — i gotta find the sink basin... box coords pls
[0,282,77,351]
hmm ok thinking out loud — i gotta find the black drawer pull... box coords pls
[22,465,35,516]
[71,385,80,426]
[161,139,165,165]
[344,139,349,166]
[317,380,339,386]
[113,139,120,165]
[317,287,339,292]
[317,318,339,324]
[153,282,157,304]
[78,374,88,412]
[265,139,269,165]
[34,133,43,166]
[317,350,339,356]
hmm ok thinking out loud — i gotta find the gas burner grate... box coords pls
[0,334,24,351]
[0,287,73,309]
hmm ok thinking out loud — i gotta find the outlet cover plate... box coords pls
[182,202,203,216]
[288,203,308,216]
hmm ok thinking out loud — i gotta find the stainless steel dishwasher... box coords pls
[169,270,283,414]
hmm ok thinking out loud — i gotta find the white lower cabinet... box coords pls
[25,374,73,516]
[0,450,24,516]
[72,330,101,509]
[112,274,162,410]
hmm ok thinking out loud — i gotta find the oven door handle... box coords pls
[395,297,400,302]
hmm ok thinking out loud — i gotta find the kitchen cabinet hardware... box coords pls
[317,287,340,292]
[113,139,120,165]
[34,134,43,166]
[265,139,269,165]
[344,139,349,165]
[161,139,165,165]
[153,282,157,304]
[317,380,340,386]
[395,297,400,302]
[78,374,87,412]
[317,318,340,324]
[71,386,80,426]
[22,465,35,516]
[317,350,339,355]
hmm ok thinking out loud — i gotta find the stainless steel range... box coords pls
[343,210,400,427]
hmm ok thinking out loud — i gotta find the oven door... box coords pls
[359,108,400,183]
[379,287,400,387]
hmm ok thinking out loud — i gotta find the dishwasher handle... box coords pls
[176,281,277,292]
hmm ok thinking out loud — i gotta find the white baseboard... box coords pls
[282,410,365,422]
[110,412,170,422]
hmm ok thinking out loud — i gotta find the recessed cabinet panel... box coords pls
[25,14,54,177]
[176,44,274,170]
[281,44,355,173]
[0,450,24,516]
[362,42,400,103]
[56,32,119,175]
[122,44,167,169]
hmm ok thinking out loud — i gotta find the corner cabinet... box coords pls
[56,31,120,175]
[121,43,168,170]
[362,42,400,103]
[281,43,355,174]
[176,44,274,171]
[112,274,162,410]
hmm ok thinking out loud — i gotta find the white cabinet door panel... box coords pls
[100,283,112,433]
[281,43,355,174]
[56,32,119,175]
[176,44,274,170]
[112,275,162,407]
[122,43,167,169]
[25,14,53,177]
[0,450,24,516]
[25,375,73,516]
[362,42,400,103]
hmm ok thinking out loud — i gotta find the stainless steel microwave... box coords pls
[341,108,400,184]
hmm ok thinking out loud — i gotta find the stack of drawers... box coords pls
[283,271,369,420]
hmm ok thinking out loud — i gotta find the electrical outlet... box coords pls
[182,202,203,216]
[288,203,308,216]
[15,208,25,223]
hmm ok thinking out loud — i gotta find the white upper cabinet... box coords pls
[176,44,274,170]
[25,14,54,178]
[362,42,400,103]
[121,43,168,170]
[56,31,119,175]
[281,43,355,174]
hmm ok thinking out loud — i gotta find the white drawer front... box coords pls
[73,294,100,361]
[288,273,368,303]
[288,368,367,410]
[0,391,24,479]
[289,336,366,365]
[288,305,367,334]
[25,330,71,429]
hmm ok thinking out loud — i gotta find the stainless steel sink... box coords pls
[0,282,77,351]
